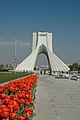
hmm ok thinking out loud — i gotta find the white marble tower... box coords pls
[16,32,70,72]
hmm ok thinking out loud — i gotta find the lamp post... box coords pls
[14,33,17,73]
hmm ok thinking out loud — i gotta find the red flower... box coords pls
[0,75,38,120]
[0,86,5,93]
[3,98,10,105]
[1,94,7,99]
[13,105,19,111]
[2,118,9,120]
[18,99,25,105]
[1,105,7,109]
[1,111,9,118]
[25,100,30,106]
[2,107,9,112]
[18,93,23,99]
[25,112,30,120]
[10,112,16,119]
[24,108,32,115]
[18,116,24,120]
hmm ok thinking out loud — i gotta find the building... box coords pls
[16,32,70,72]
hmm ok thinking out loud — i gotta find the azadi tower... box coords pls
[16,32,70,72]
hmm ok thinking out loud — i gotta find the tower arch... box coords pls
[35,44,51,71]
[16,32,70,72]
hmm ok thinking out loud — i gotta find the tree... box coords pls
[72,63,78,71]
[0,64,4,70]
[69,62,78,71]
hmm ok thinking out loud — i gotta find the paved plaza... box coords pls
[33,75,80,120]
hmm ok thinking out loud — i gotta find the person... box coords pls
[40,69,42,75]
[44,69,46,75]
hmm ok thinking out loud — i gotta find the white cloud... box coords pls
[0,40,14,46]
[18,41,31,47]
[0,40,31,47]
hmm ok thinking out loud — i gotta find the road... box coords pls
[33,75,80,120]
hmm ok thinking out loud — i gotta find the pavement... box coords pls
[33,75,80,120]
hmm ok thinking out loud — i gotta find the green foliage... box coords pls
[69,62,79,71]
[30,112,36,120]
[17,104,25,116]
[31,86,36,95]
[0,64,4,70]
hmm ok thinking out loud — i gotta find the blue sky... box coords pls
[0,0,80,65]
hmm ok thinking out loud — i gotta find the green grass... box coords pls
[0,72,33,84]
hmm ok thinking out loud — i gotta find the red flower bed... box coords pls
[0,74,38,120]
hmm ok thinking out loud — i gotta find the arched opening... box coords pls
[35,53,48,65]
[33,44,52,74]
[34,53,51,74]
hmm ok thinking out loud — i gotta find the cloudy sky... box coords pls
[0,0,80,65]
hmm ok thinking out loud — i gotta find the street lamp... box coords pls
[14,33,17,73]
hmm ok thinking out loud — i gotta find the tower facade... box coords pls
[16,32,70,72]
[32,32,52,52]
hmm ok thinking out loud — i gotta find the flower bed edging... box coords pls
[0,74,38,120]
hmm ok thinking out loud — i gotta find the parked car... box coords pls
[71,75,77,81]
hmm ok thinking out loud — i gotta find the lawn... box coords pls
[0,72,33,84]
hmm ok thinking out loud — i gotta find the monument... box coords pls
[16,32,70,72]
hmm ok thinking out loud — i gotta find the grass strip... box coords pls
[0,72,33,84]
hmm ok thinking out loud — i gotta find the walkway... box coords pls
[33,75,80,120]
